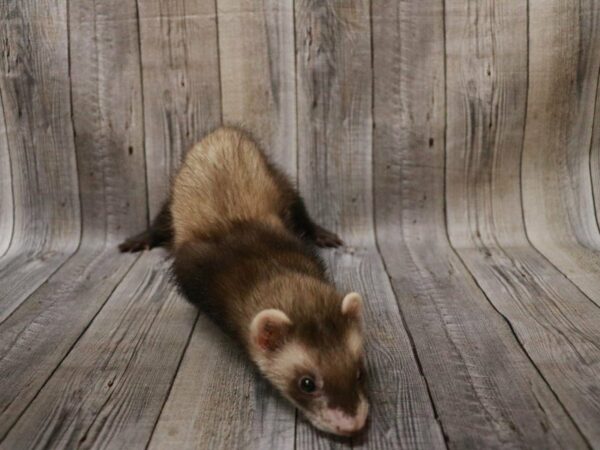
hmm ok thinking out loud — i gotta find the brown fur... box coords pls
[119,126,367,436]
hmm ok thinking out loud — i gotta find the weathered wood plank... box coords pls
[138,0,222,218]
[148,315,296,450]
[0,252,197,450]
[0,0,157,440]
[296,251,447,450]
[457,246,600,446]
[0,0,80,251]
[445,0,529,248]
[0,94,12,257]
[149,2,297,447]
[522,0,600,307]
[589,67,600,223]
[373,0,588,447]
[136,0,269,447]
[69,0,147,245]
[0,0,81,321]
[296,0,374,246]
[217,0,296,173]
[0,251,76,323]
[0,249,139,441]
[217,0,297,445]
[296,1,445,448]
[0,0,152,440]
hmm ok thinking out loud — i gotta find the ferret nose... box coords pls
[337,415,366,435]
[326,404,368,435]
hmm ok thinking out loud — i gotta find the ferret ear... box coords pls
[341,292,363,318]
[250,309,292,352]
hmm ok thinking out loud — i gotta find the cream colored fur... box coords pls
[171,127,285,248]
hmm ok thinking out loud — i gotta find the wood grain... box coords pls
[0,0,80,251]
[0,248,139,440]
[296,1,445,448]
[522,0,600,306]
[296,0,374,246]
[589,66,600,226]
[445,0,600,445]
[148,314,296,450]
[138,0,222,218]
[0,0,80,321]
[0,0,152,440]
[217,0,296,173]
[374,0,588,447]
[149,2,297,447]
[0,93,12,257]
[217,0,297,442]
[334,250,446,450]
[69,0,147,245]
[2,0,600,448]
[0,252,197,450]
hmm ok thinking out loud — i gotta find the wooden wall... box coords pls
[1,0,600,448]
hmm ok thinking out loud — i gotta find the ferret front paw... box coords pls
[314,225,344,248]
[118,231,152,253]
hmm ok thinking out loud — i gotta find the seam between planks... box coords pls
[514,0,600,315]
[0,249,85,327]
[292,0,299,192]
[0,0,86,327]
[442,3,592,443]
[66,0,84,258]
[292,0,301,440]
[370,0,449,446]
[444,244,593,449]
[144,309,201,449]
[517,0,531,258]
[372,238,451,448]
[0,251,143,443]
[587,46,600,235]
[214,0,224,126]
[0,87,15,259]
[134,0,151,227]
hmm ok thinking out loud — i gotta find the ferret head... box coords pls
[249,291,368,436]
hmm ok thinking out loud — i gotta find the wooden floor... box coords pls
[1,0,600,448]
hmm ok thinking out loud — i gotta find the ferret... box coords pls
[119,126,368,436]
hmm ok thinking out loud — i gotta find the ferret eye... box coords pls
[299,376,317,394]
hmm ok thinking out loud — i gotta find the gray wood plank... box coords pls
[138,0,222,218]
[295,1,445,448]
[444,0,600,445]
[0,2,157,435]
[0,248,139,441]
[454,246,600,447]
[217,0,297,445]
[0,0,153,441]
[373,0,588,447]
[296,0,374,247]
[0,93,12,257]
[295,248,448,450]
[0,0,80,251]
[589,66,600,226]
[522,0,600,307]
[69,0,147,245]
[217,0,297,173]
[0,252,197,450]
[0,251,77,323]
[148,2,297,447]
[148,315,296,450]
[0,0,81,321]
[444,0,529,249]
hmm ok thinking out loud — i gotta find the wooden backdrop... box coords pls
[1,0,600,448]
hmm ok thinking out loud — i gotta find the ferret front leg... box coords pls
[119,201,173,252]
[286,196,344,248]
